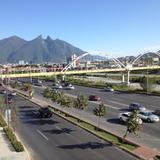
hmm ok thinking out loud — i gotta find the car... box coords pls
[138,111,159,122]
[89,95,101,101]
[52,83,63,89]
[129,103,146,112]
[104,87,114,92]
[11,91,16,96]
[0,89,6,94]
[65,84,75,90]
[38,107,52,118]
[119,112,143,125]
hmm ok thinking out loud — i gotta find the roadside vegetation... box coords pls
[3,127,24,152]
[0,95,24,152]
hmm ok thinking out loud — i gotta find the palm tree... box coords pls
[93,103,106,130]
[56,91,65,105]
[123,110,142,141]
[43,88,52,98]
[56,92,72,116]
[73,93,88,122]
[73,93,88,110]
[51,90,59,102]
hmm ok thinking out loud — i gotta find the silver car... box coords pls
[129,103,146,112]
[138,111,159,122]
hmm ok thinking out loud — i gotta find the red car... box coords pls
[89,95,101,101]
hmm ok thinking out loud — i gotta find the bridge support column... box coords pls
[62,75,65,82]
[121,74,125,83]
[127,70,130,85]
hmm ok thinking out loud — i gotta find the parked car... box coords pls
[89,95,101,101]
[119,112,143,124]
[38,107,52,118]
[154,109,160,116]
[129,103,146,112]
[138,111,159,122]
[104,87,114,92]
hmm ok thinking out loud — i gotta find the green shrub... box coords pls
[13,141,24,152]
[3,127,24,152]
[0,114,7,127]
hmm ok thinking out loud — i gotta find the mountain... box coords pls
[0,36,26,63]
[0,35,106,64]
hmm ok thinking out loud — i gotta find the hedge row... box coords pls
[3,127,24,152]
[0,114,7,127]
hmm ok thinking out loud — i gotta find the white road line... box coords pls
[108,100,128,107]
[37,129,48,141]
[104,104,120,110]
[55,125,61,130]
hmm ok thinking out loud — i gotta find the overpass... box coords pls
[1,65,160,79]
[1,51,160,84]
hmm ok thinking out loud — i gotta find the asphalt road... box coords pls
[31,81,160,147]
[13,95,137,160]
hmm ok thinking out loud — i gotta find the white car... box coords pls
[11,91,17,96]
[138,111,159,122]
[119,112,143,125]
[66,85,75,90]
[104,87,114,92]
[52,83,63,89]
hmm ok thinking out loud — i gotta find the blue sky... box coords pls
[0,0,160,57]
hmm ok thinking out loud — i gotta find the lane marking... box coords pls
[104,104,120,110]
[108,100,128,107]
[37,129,48,141]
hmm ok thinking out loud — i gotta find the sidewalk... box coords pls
[7,85,160,160]
[0,127,28,160]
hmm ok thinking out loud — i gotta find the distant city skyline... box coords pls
[0,0,160,57]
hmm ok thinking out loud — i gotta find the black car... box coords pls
[38,107,52,118]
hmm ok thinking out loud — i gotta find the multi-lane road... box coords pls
[31,80,160,149]
[14,95,137,160]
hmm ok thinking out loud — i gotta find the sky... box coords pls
[0,0,160,57]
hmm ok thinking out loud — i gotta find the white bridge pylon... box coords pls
[62,51,127,72]
[131,51,160,66]
[61,52,89,72]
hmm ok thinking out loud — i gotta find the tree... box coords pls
[123,110,142,140]
[56,92,65,105]
[73,93,88,122]
[56,92,72,116]
[93,103,106,130]
[51,90,59,102]
[73,93,88,110]
[43,88,52,98]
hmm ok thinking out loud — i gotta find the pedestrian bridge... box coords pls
[1,65,160,78]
